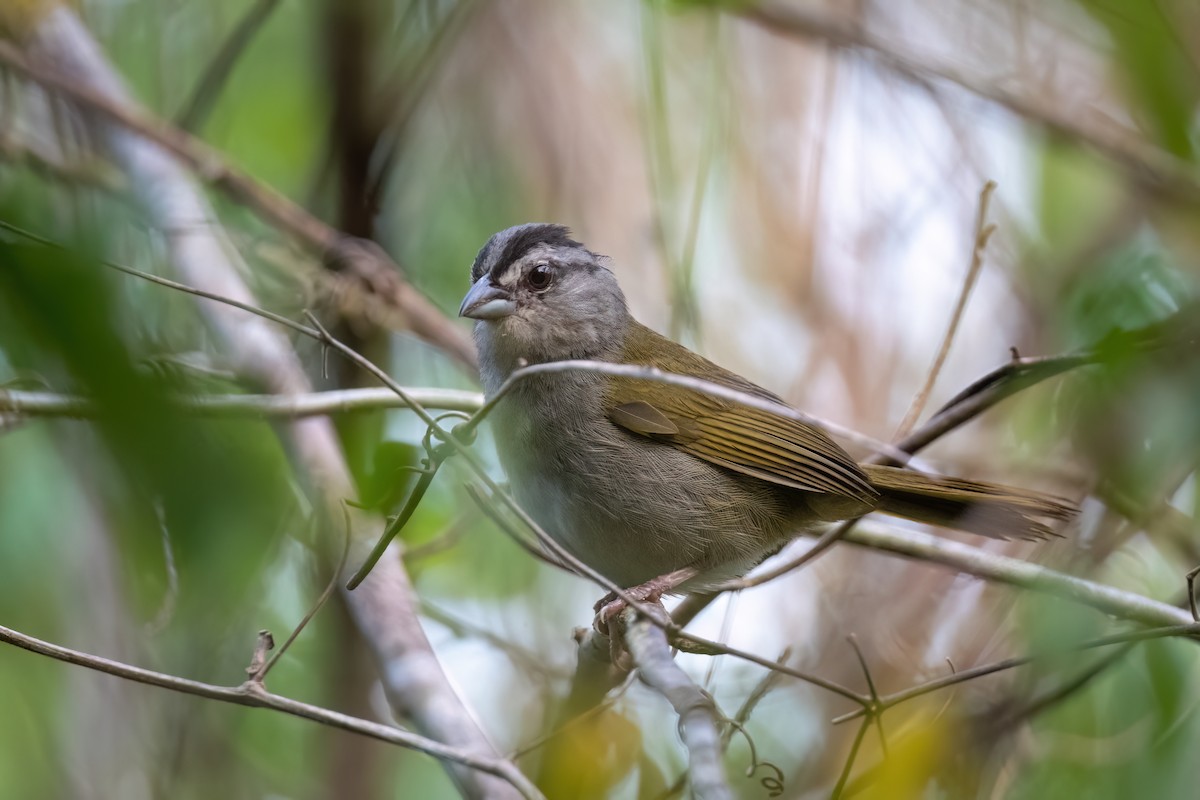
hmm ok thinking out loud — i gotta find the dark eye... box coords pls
[526,263,554,292]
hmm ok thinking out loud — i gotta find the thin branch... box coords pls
[13,191,1196,724]
[740,4,1200,206]
[892,353,1098,460]
[0,623,544,800]
[671,631,865,705]
[842,522,1193,629]
[994,644,1134,732]
[0,386,484,419]
[1186,565,1200,621]
[11,218,1190,713]
[849,622,1200,724]
[846,635,887,757]
[12,12,521,796]
[254,502,353,682]
[19,222,1188,711]
[10,212,852,704]
[893,180,995,439]
[830,718,870,800]
[622,605,734,800]
[175,0,281,132]
[464,359,920,468]
[0,34,475,368]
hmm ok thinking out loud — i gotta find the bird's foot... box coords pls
[592,567,698,637]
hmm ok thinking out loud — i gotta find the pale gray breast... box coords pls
[487,372,798,587]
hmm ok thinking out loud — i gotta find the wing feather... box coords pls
[605,322,877,506]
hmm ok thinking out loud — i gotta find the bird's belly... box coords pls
[496,410,798,588]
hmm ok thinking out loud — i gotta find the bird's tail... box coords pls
[863,464,1077,541]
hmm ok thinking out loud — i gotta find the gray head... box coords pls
[460,224,629,378]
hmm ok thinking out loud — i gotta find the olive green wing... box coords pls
[606,322,878,509]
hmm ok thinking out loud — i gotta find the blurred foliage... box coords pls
[1,0,1199,798]
[1075,0,1200,161]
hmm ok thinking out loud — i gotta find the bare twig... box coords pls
[254,502,354,682]
[245,630,275,677]
[0,34,476,367]
[740,4,1200,206]
[12,12,521,796]
[1187,565,1200,621]
[672,633,865,705]
[892,353,1098,460]
[14,210,855,704]
[0,386,484,419]
[12,217,1190,715]
[842,522,1192,629]
[830,718,870,800]
[175,0,281,132]
[0,623,544,800]
[994,645,1134,733]
[832,623,1200,725]
[622,605,734,800]
[894,180,996,439]
[464,359,921,467]
[846,635,887,757]
[25,223,1189,711]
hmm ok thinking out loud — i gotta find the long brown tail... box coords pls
[863,465,1077,541]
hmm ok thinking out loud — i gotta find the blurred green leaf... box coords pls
[1075,0,1200,160]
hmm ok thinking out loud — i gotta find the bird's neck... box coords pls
[473,317,629,398]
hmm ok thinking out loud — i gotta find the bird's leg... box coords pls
[593,566,699,636]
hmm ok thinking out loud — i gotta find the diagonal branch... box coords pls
[0,623,544,800]
[740,3,1200,206]
[175,0,281,132]
[14,9,521,797]
[0,29,475,368]
[621,605,734,800]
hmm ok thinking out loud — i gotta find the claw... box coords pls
[591,567,698,637]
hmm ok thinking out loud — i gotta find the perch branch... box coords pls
[622,605,734,800]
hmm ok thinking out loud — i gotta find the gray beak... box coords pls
[459,277,517,320]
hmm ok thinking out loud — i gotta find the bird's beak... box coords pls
[459,277,516,320]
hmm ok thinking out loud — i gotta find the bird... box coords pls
[459,223,1075,615]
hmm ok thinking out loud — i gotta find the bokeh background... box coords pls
[1,0,1199,798]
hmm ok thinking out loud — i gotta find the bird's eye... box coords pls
[526,263,554,292]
